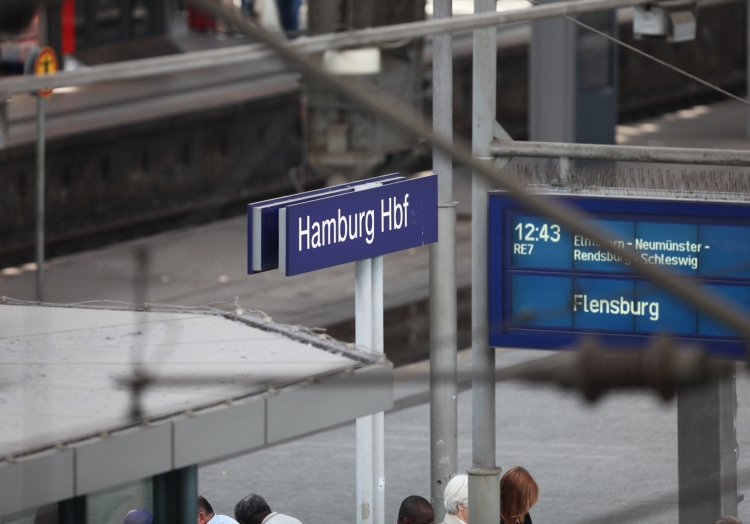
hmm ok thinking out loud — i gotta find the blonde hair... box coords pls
[500,467,539,524]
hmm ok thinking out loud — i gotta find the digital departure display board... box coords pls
[488,194,750,359]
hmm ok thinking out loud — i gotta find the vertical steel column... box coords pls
[677,369,738,524]
[153,464,198,524]
[356,258,374,524]
[472,0,497,471]
[36,5,48,303]
[467,467,502,524]
[529,1,576,143]
[0,99,8,148]
[430,0,457,518]
[372,256,385,524]
[430,203,458,522]
[35,95,46,302]
[177,465,198,524]
[471,0,502,521]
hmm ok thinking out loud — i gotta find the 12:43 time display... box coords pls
[514,222,561,242]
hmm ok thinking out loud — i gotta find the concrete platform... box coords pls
[0,212,471,330]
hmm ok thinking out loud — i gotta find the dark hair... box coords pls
[198,495,214,516]
[397,495,433,523]
[235,493,273,524]
[500,467,539,524]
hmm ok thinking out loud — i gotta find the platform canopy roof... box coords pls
[0,303,392,517]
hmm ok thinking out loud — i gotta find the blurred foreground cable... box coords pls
[507,337,736,401]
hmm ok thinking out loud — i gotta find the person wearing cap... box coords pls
[234,493,302,524]
[124,509,153,524]
[199,495,240,524]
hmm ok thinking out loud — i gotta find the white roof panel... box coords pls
[0,303,392,517]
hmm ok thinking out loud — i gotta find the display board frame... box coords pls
[489,192,750,359]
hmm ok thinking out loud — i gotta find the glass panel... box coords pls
[87,478,153,524]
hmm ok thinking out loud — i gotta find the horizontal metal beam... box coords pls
[0,44,276,97]
[491,139,750,166]
[0,0,651,96]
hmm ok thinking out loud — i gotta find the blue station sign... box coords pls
[489,194,750,359]
[248,173,403,273]
[279,175,438,276]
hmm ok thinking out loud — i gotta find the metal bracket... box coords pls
[493,119,513,171]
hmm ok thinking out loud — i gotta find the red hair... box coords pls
[500,467,539,524]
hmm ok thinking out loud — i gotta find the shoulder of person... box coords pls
[214,515,241,524]
[268,513,303,524]
[442,514,465,524]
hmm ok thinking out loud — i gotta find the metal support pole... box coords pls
[677,368,738,524]
[35,96,46,302]
[177,465,198,524]
[154,464,198,524]
[0,99,8,148]
[472,0,497,475]
[430,0,457,518]
[355,258,374,524]
[35,3,47,303]
[529,3,576,144]
[467,467,502,524]
[430,206,458,521]
[372,256,385,524]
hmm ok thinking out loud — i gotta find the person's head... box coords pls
[500,467,539,524]
[714,518,742,524]
[198,495,215,524]
[397,495,434,524]
[444,474,469,522]
[124,509,153,524]
[235,493,273,524]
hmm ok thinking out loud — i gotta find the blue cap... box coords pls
[124,509,154,524]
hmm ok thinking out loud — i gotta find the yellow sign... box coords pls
[34,47,58,99]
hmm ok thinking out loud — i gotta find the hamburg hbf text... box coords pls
[298,194,410,250]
